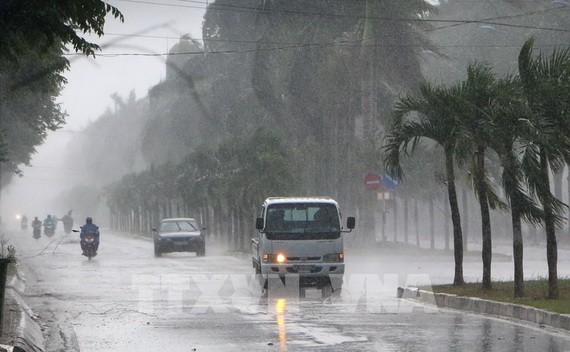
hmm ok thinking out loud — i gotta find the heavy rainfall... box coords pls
[0,0,569,351]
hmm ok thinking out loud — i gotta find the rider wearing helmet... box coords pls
[80,217,100,256]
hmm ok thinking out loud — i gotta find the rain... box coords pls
[0,1,569,351]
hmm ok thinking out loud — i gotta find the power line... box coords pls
[62,41,570,58]
[62,1,567,58]
[111,0,568,33]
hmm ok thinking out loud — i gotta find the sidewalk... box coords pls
[397,286,570,332]
[0,262,44,352]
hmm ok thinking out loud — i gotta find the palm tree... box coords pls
[483,74,545,298]
[457,62,511,290]
[518,38,570,299]
[385,82,465,286]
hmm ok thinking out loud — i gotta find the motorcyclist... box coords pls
[80,217,100,256]
[43,215,54,233]
[61,210,74,235]
[21,215,28,230]
[31,217,42,237]
[52,215,59,231]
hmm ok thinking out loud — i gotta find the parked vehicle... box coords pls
[252,197,355,297]
[153,218,206,257]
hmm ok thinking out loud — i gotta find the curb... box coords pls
[397,287,570,331]
[1,264,45,352]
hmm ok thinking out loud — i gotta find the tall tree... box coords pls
[458,62,507,290]
[518,38,570,299]
[385,82,465,286]
[0,0,123,189]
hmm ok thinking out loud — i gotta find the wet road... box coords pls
[9,230,570,351]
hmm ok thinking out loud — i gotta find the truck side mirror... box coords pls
[255,217,264,230]
[346,217,356,229]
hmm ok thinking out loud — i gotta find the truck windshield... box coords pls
[265,203,341,240]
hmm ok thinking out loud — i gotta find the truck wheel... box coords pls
[321,283,333,299]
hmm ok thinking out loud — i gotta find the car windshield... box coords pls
[265,203,341,240]
[160,220,199,232]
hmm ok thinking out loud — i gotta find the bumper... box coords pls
[259,263,344,288]
[260,262,344,277]
[156,237,204,253]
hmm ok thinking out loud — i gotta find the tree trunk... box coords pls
[359,0,379,246]
[414,199,420,247]
[429,198,435,250]
[475,147,492,290]
[403,197,409,244]
[444,148,464,286]
[462,188,469,252]
[392,196,398,242]
[503,147,524,298]
[511,203,524,298]
[567,164,570,239]
[444,192,450,251]
[538,150,558,299]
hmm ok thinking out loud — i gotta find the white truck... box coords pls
[251,197,355,296]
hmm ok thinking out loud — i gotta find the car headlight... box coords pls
[322,253,344,263]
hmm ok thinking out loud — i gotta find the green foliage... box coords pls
[0,0,123,183]
[106,127,296,218]
[0,0,124,61]
[0,42,68,178]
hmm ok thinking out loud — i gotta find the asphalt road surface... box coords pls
[8,229,570,351]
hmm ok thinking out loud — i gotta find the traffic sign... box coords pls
[364,173,382,191]
[383,174,399,190]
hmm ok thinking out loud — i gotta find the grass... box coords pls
[432,278,570,314]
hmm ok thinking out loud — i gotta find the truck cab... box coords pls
[251,197,355,295]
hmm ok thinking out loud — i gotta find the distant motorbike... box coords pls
[82,234,97,260]
[21,219,28,231]
[44,222,55,237]
[32,225,41,240]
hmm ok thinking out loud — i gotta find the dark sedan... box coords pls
[153,218,205,257]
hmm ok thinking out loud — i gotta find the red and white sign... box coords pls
[364,173,382,191]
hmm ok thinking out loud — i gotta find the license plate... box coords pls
[296,265,314,272]
[175,242,188,246]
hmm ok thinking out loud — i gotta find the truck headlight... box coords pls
[322,253,344,263]
[262,253,287,264]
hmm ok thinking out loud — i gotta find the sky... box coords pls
[0,0,208,226]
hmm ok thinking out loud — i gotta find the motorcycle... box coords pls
[83,234,97,260]
[21,219,28,231]
[74,229,98,260]
[44,222,55,237]
[32,225,41,240]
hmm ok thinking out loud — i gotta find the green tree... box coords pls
[0,0,123,61]
[0,0,123,190]
[518,38,570,299]
[457,63,508,290]
[385,82,465,286]
[489,74,545,298]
